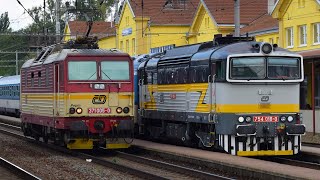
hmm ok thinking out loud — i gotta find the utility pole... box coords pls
[55,0,61,43]
[16,51,18,75]
[234,0,240,37]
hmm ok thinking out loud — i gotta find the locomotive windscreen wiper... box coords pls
[101,70,113,81]
[247,67,265,81]
[87,72,97,80]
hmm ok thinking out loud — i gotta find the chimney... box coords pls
[268,0,276,14]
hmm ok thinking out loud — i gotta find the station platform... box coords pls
[1,114,320,178]
[133,139,320,179]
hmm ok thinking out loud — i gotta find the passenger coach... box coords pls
[0,75,20,117]
[20,40,134,149]
[138,36,306,156]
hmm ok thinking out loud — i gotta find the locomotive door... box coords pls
[210,62,216,113]
[53,63,60,127]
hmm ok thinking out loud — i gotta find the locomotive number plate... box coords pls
[253,116,278,122]
[88,108,111,114]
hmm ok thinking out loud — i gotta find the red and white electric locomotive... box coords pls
[20,39,134,149]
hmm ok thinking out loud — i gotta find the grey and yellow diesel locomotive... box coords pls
[137,36,305,156]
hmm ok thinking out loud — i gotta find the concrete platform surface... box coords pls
[133,139,320,180]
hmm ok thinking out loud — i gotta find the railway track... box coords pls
[1,118,320,179]
[0,122,233,180]
[0,157,41,180]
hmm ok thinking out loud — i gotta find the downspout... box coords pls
[312,60,315,136]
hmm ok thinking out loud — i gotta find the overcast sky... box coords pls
[0,0,43,31]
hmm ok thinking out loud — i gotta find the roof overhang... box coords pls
[298,49,320,59]
[241,27,279,37]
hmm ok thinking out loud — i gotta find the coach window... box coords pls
[31,72,34,87]
[9,86,12,96]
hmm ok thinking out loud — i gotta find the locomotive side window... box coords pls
[38,71,41,87]
[147,72,153,84]
[31,72,34,87]
[152,73,157,84]
[68,61,97,80]
[215,61,226,81]
[101,61,129,80]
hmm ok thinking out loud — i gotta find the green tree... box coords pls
[0,12,11,32]
[0,13,30,76]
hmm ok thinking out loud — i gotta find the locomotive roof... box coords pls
[0,75,20,85]
[209,41,295,60]
[21,48,129,68]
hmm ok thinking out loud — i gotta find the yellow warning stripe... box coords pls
[237,150,293,156]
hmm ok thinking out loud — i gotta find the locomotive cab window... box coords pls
[267,57,300,79]
[230,57,265,80]
[101,61,129,81]
[68,61,97,80]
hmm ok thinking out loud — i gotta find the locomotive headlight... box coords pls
[76,108,83,114]
[94,84,105,89]
[238,116,245,123]
[123,107,130,114]
[288,116,294,122]
[280,116,286,122]
[245,116,252,122]
[116,107,122,114]
[261,43,272,54]
[69,108,75,114]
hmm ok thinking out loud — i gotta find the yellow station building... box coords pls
[271,0,320,133]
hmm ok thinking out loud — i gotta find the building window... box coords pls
[120,41,123,51]
[314,23,320,44]
[286,27,294,48]
[299,25,307,46]
[126,16,129,26]
[205,17,210,28]
[126,40,129,53]
[132,38,135,55]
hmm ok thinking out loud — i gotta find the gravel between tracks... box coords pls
[0,133,139,180]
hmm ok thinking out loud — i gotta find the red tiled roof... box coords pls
[203,0,268,25]
[67,21,116,38]
[240,13,278,35]
[127,0,199,25]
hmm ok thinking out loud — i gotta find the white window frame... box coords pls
[286,27,294,48]
[314,23,320,45]
[299,25,307,47]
